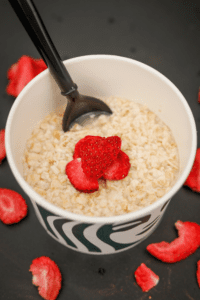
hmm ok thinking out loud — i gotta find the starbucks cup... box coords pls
[5,55,197,255]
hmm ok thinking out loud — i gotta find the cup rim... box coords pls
[5,54,197,224]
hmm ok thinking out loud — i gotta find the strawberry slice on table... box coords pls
[6,55,47,97]
[197,260,200,288]
[103,150,130,180]
[29,256,62,300]
[146,221,200,263]
[0,188,28,224]
[0,129,6,164]
[134,263,159,292]
[7,63,18,80]
[184,148,200,192]
[66,158,99,193]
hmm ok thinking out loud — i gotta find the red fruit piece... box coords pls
[0,188,27,224]
[197,260,200,288]
[73,136,102,159]
[81,138,111,179]
[184,148,200,192]
[33,58,47,75]
[147,221,200,263]
[198,87,200,104]
[103,150,130,180]
[6,55,47,97]
[135,263,159,292]
[7,63,18,80]
[29,256,62,300]
[73,135,121,179]
[66,158,99,193]
[0,129,6,164]
[105,136,121,158]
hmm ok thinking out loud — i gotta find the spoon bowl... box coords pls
[8,0,112,132]
[61,87,112,131]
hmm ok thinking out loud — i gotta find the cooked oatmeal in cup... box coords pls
[22,97,179,217]
[5,55,197,255]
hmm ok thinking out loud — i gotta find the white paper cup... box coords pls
[5,55,197,255]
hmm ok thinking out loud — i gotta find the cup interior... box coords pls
[5,55,197,222]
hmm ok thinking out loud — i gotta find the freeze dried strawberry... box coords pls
[73,135,121,179]
[73,136,103,159]
[103,150,130,180]
[7,55,47,97]
[66,158,99,193]
[135,263,159,292]
[81,141,112,179]
[105,136,121,158]
[0,129,6,164]
[69,135,130,191]
[29,256,62,300]
[8,63,18,80]
[147,221,200,263]
[32,58,47,75]
[197,260,200,288]
[7,56,34,97]
[184,148,200,192]
[0,188,27,224]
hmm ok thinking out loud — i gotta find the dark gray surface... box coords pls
[1,0,200,299]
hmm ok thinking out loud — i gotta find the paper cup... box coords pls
[5,55,197,255]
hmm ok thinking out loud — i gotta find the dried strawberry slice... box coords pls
[33,58,47,75]
[29,256,62,300]
[66,158,99,193]
[6,55,47,97]
[73,136,102,159]
[73,135,122,179]
[7,56,34,97]
[147,221,200,263]
[184,148,200,192]
[0,188,28,224]
[197,260,200,288]
[105,136,121,160]
[70,135,130,191]
[8,63,18,80]
[103,150,130,180]
[134,263,159,292]
[0,129,6,164]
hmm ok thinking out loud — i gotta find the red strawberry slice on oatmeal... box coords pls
[66,158,99,193]
[103,150,130,180]
[73,135,121,179]
[67,135,130,192]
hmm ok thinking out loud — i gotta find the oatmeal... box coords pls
[22,96,179,217]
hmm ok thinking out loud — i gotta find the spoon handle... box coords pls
[8,0,77,96]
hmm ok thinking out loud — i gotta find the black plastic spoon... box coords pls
[8,0,112,132]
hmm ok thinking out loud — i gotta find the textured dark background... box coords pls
[1,0,200,299]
